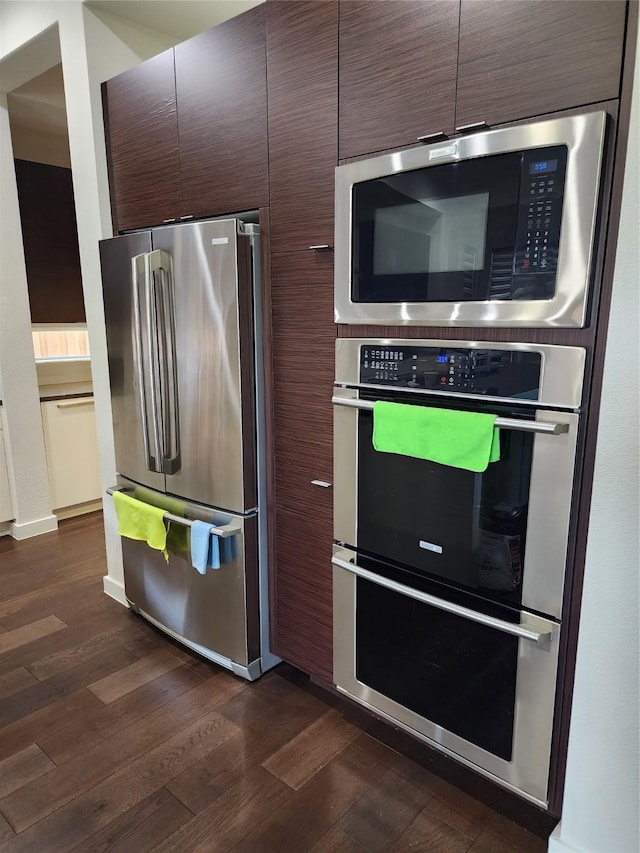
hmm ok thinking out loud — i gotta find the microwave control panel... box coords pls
[359,346,542,399]
[514,145,568,284]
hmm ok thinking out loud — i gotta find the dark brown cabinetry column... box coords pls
[338,0,460,159]
[175,5,269,220]
[456,0,627,129]
[102,49,182,232]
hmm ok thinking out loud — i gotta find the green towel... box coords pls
[112,491,168,558]
[372,402,501,473]
[134,486,189,553]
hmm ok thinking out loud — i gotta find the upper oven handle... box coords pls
[331,395,569,435]
[331,554,552,646]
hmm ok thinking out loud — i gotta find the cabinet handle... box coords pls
[455,121,489,134]
[180,215,194,221]
[416,131,448,143]
[162,218,176,224]
[308,244,333,251]
[56,398,94,409]
[311,480,332,488]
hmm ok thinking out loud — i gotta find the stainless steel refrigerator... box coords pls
[99,217,277,680]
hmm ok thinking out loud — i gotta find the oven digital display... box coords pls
[359,346,542,399]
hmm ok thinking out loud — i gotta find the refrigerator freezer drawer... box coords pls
[122,509,260,674]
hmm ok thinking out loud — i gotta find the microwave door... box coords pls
[335,110,607,327]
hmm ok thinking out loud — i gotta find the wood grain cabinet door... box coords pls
[456,0,628,129]
[338,0,460,160]
[103,49,182,232]
[267,1,338,252]
[174,5,269,220]
[270,249,336,682]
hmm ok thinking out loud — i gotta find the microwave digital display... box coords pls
[529,159,558,174]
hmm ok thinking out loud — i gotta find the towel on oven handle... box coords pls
[372,401,500,472]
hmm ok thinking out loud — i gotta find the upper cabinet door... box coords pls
[338,0,459,160]
[267,1,338,253]
[175,5,269,220]
[456,0,627,129]
[103,49,182,232]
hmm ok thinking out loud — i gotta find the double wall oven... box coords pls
[332,339,585,806]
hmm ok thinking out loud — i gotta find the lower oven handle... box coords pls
[331,396,569,435]
[331,555,552,646]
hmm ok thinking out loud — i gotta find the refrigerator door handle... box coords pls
[131,253,160,472]
[149,249,181,474]
[143,252,164,472]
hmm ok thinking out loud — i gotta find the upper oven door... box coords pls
[335,111,606,328]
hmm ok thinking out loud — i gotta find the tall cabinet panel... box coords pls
[267,1,338,252]
[456,0,627,128]
[338,0,459,160]
[175,5,269,219]
[270,250,335,683]
[103,49,182,232]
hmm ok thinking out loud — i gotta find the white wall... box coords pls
[0,1,173,591]
[548,28,639,853]
[0,91,56,539]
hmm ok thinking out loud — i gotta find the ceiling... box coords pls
[85,0,263,42]
[8,64,68,139]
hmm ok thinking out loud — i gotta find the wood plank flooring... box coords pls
[0,513,551,852]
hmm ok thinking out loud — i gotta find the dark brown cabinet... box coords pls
[456,0,628,129]
[338,0,627,161]
[175,4,269,220]
[267,1,338,252]
[103,8,268,233]
[270,249,335,682]
[14,160,85,323]
[103,49,182,232]
[338,0,460,160]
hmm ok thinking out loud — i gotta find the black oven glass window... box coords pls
[352,147,567,304]
[356,577,518,761]
[357,407,534,607]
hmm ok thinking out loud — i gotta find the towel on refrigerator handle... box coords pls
[190,520,221,574]
[112,491,169,560]
[133,486,189,553]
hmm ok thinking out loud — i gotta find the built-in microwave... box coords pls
[334,112,606,328]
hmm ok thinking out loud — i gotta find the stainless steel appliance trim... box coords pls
[333,545,560,804]
[131,253,153,470]
[334,111,606,327]
[143,252,163,471]
[107,486,240,538]
[334,685,547,809]
[331,553,552,644]
[334,386,358,548]
[335,338,586,410]
[149,249,180,473]
[331,396,569,435]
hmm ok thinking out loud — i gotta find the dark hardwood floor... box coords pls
[0,514,549,852]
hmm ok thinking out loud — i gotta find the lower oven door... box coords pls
[333,545,560,807]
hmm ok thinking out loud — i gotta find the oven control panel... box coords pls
[359,346,541,399]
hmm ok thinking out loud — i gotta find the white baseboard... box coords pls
[9,514,58,540]
[102,574,128,607]
[548,823,582,852]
